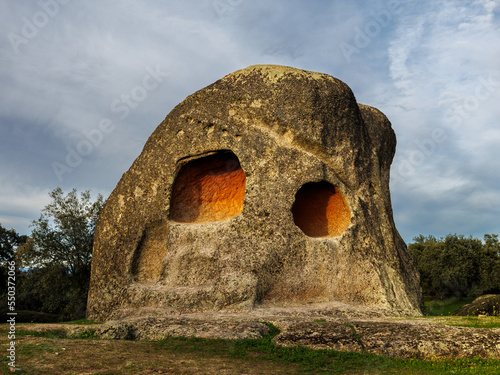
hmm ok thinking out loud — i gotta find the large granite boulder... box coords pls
[87,65,421,321]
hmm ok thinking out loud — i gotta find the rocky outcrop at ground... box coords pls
[453,295,500,316]
[21,301,500,360]
[275,320,500,359]
[95,318,270,341]
[90,305,500,360]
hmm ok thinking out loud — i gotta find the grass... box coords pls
[423,296,476,316]
[16,329,68,339]
[2,310,65,323]
[59,318,100,325]
[419,296,500,329]
[427,315,500,329]
[15,327,97,340]
[17,343,59,356]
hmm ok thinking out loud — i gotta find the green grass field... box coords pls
[423,296,476,316]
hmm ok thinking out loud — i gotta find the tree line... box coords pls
[408,233,500,301]
[1,187,499,320]
[1,188,104,321]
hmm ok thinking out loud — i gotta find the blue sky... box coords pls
[0,0,499,243]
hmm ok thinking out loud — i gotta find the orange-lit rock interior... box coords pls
[292,181,351,237]
[170,152,246,223]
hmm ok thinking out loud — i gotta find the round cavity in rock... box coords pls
[292,181,351,238]
[170,151,246,223]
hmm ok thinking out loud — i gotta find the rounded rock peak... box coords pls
[222,64,339,84]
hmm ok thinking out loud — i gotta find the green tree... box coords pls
[0,224,27,264]
[0,224,27,310]
[481,234,500,293]
[440,234,482,299]
[409,234,500,301]
[408,235,442,298]
[17,188,104,319]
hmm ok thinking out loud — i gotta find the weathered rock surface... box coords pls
[453,295,500,316]
[95,318,270,341]
[87,65,421,322]
[275,320,500,359]
[89,305,500,360]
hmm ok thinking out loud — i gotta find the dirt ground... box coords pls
[1,327,301,374]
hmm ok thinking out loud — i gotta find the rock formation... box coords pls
[87,65,421,322]
[453,295,500,316]
[91,314,500,360]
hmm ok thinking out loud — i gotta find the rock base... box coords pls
[453,295,500,317]
[92,303,500,359]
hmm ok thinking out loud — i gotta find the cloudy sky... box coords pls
[0,0,499,243]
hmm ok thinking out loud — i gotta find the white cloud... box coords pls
[0,178,51,234]
[384,0,500,240]
[388,16,426,96]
